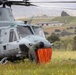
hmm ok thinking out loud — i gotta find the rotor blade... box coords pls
[0,1,2,5]
[0,0,29,4]
[0,0,28,3]
[0,0,29,6]
[1,0,76,4]
[4,1,36,6]
[62,7,76,10]
[0,0,7,3]
[9,3,36,6]
[30,1,76,3]
[30,2,76,10]
[6,1,26,4]
[5,1,33,6]
[0,2,2,5]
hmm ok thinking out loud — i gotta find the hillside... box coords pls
[43,16,76,38]
[18,16,76,25]
[51,16,76,24]
[17,16,56,24]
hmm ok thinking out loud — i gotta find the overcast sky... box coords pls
[9,0,76,18]
[9,0,76,9]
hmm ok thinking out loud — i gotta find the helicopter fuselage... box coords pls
[0,21,51,62]
[0,5,52,64]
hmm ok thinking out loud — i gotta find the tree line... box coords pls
[47,33,76,51]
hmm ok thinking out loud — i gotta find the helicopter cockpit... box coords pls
[17,26,33,39]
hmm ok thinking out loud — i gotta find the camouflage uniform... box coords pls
[29,42,44,63]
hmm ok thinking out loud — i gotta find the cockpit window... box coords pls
[9,29,17,42]
[17,26,33,38]
[32,26,45,38]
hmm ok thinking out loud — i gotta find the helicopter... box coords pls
[0,0,53,64]
[0,0,75,64]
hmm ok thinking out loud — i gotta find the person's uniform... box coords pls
[29,42,44,63]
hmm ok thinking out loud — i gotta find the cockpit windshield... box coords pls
[32,26,45,38]
[17,26,33,38]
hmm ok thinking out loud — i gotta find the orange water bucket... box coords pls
[36,48,52,63]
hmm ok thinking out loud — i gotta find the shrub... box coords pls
[53,41,64,50]
[74,30,76,33]
[47,33,60,43]
[72,36,76,50]
[53,38,73,50]
[55,29,61,32]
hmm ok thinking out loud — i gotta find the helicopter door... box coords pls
[4,29,19,56]
[0,29,1,44]
[0,30,3,57]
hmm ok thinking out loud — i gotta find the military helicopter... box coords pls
[0,0,53,64]
[0,0,75,64]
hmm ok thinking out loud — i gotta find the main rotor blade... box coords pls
[1,1,76,4]
[62,7,76,10]
[30,1,76,3]
[36,5,76,10]
[9,3,36,6]
[0,1,3,5]
[5,1,33,6]
[0,0,29,5]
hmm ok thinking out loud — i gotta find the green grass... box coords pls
[17,16,76,24]
[17,17,55,24]
[51,16,76,24]
[0,51,76,75]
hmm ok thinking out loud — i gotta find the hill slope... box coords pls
[51,16,76,24]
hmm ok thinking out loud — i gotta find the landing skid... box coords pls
[0,57,8,64]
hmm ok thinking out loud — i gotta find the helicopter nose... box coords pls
[24,35,52,47]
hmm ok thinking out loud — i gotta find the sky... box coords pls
[9,0,76,18]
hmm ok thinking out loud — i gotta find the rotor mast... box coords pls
[0,1,13,21]
[0,0,30,21]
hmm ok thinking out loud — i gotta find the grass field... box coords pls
[0,51,76,75]
[1,17,76,75]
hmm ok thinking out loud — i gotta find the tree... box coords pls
[72,36,76,50]
[47,33,60,43]
[74,30,76,34]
